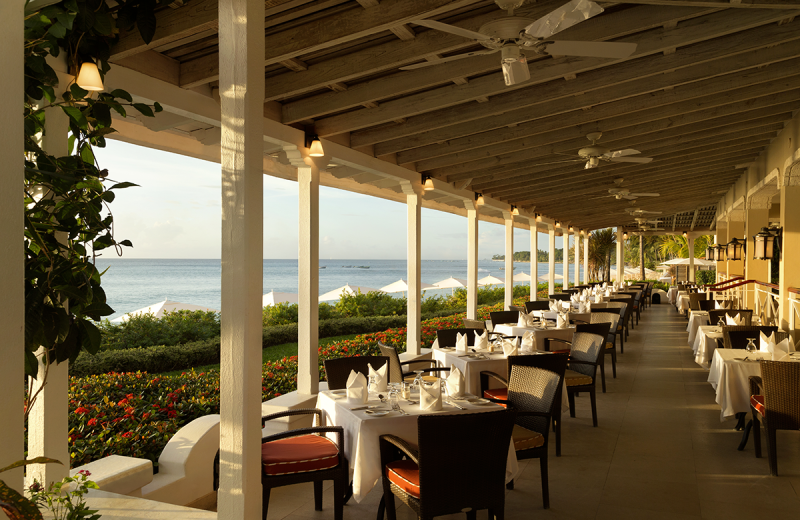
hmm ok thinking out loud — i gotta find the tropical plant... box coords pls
[0,457,62,520]
[29,470,100,520]
[587,228,615,282]
[657,234,713,259]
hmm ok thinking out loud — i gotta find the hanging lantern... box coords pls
[714,244,726,262]
[705,245,714,261]
[726,237,745,261]
[753,227,777,260]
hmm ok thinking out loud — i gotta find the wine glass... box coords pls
[367,375,376,399]
[412,370,424,391]
[388,383,400,410]
[746,338,757,354]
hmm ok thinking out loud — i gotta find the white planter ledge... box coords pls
[84,490,215,519]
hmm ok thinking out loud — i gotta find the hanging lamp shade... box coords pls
[76,62,104,91]
[753,227,776,260]
[422,176,434,191]
[308,137,324,157]
[726,237,744,261]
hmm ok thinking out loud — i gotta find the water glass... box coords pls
[388,383,400,410]
[368,375,376,398]
[746,338,756,354]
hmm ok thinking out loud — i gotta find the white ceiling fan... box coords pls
[401,0,638,86]
[595,178,660,200]
[634,217,664,231]
[540,133,654,170]
[626,207,662,217]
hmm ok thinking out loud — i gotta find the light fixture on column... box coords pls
[753,227,781,260]
[705,245,714,261]
[422,174,434,191]
[555,221,561,228]
[623,232,628,240]
[475,193,485,205]
[569,226,574,232]
[76,61,104,91]
[304,129,324,157]
[682,231,688,238]
[726,237,745,261]
[511,205,519,216]
[536,213,542,222]
[713,244,726,262]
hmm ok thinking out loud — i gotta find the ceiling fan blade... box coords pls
[629,192,660,197]
[609,156,653,164]
[399,49,498,70]
[621,195,638,200]
[411,19,492,41]
[544,40,638,59]
[534,159,583,166]
[524,0,604,39]
[590,194,615,200]
[608,148,641,158]
[584,161,598,169]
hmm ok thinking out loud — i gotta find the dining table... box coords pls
[687,310,710,346]
[315,390,519,503]
[677,293,692,315]
[667,286,679,304]
[492,323,576,352]
[431,346,508,395]
[693,324,724,367]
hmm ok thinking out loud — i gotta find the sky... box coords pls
[94,140,568,259]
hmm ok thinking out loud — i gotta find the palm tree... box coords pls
[658,234,713,259]
[588,228,615,282]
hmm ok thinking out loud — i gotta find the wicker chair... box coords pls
[697,300,716,311]
[588,310,620,392]
[708,309,754,328]
[323,356,390,390]
[489,311,521,328]
[618,291,642,325]
[378,410,515,520]
[525,301,551,312]
[607,299,630,348]
[721,326,784,350]
[258,409,348,520]
[748,361,800,476]
[688,293,707,311]
[462,318,486,329]
[377,342,439,384]
[436,328,483,348]
[509,305,526,313]
[549,293,571,301]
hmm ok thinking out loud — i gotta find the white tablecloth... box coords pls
[687,311,710,345]
[493,324,575,352]
[667,287,679,304]
[677,294,691,314]
[315,391,518,502]
[432,348,507,395]
[533,310,592,323]
[693,325,723,367]
[708,350,773,420]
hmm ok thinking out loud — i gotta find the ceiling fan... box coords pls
[595,177,660,200]
[635,217,664,231]
[542,133,654,170]
[401,0,638,86]
[626,207,662,216]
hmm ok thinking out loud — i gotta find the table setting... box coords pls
[693,324,724,367]
[687,310,710,345]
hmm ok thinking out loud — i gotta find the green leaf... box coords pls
[40,85,55,103]
[70,83,89,101]
[109,182,139,190]
[55,12,75,30]
[80,144,95,166]
[0,479,43,520]
[132,103,154,118]
[77,319,102,354]
[119,239,133,247]
[154,101,163,113]
[136,8,158,45]
[60,105,87,131]
[101,190,115,203]
[93,11,114,36]
[91,102,111,127]
[110,89,133,103]
[0,458,62,473]
[48,20,67,39]
[68,135,76,155]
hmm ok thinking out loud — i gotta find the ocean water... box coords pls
[95,258,578,319]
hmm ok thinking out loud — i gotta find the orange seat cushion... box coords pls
[551,349,570,354]
[751,395,765,416]
[564,369,593,387]
[512,425,545,451]
[386,459,420,498]
[262,434,339,476]
[483,388,508,400]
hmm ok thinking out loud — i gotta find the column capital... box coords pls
[501,210,515,221]
[784,156,800,186]
[463,199,477,212]
[399,180,423,196]
[746,195,772,210]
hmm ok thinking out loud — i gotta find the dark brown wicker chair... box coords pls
[588,310,620,392]
[378,342,437,384]
[525,301,550,312]
[607,299,630,348]
[462,318,486,329]
[259,409,348,520]
[688,293,707,311]
[748,361,800,476]
[378,410,515,520]
[708,309,753,327]
[549,293,571,301]
[435,328,483,348]
[560,331,606,426]
[721,326,779,350]
[618,291,642,325]
[489,311,521,327]
[697,300,716,311]
[508,305,526,313]
[323,356,390,390]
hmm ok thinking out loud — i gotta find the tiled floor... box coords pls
[262,303,800,519]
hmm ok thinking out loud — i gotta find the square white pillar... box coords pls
[297,161,320,395]
[548,227,556,295]
[574,231,581,285]
[504,213,514,309]
[584,235,589,283]
[688,236,696,282]
[779,164,800,331]
[0,0,24,492]
[562,230,570,289]
[218,0,265,516]
[530,223,538,301]
[745,198,771,309]
[466,201,478,320]
[405,185,422,355]
[616,228,624,282]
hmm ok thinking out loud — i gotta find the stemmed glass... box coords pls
[412,370,425,391]
[746,338,757,354]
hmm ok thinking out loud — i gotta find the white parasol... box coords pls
[319,284,380,301]
[112,299,218,322]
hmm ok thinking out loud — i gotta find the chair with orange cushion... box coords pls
[547,330,606,427]
[258,409,348,520]
[378,410,514,520]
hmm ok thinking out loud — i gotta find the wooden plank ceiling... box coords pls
[110,0,800,233]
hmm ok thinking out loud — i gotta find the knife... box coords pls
[446,399,466,410]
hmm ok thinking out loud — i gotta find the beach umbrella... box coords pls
[658,257,716,266]
[537,273,563,282]
[112,299,218,322]
[433,277,469,289]
[512,272,531,282]
[263,291,299,306]
[319,283,380,301]
[380,279,436,293]
[478,275,505,286]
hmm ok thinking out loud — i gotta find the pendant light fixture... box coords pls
[475,193,485,205]
[422,174,434,191]
[726,237,745,261]
[76,61,104,91]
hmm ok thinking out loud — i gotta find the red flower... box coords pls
[87,418,98,426]
[75,407,90,414]
[167,410,177,418]
[121,432,132,438]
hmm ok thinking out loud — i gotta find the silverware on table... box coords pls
[446,399,466,410]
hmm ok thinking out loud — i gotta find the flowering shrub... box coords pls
[66,297,530,467]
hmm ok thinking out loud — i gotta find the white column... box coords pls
[218,0,265,516]
[574,231,581,285]
[745,197,771,309]
[562,230,570,289]
[548,226,556,295]
[530,223,538,300]
[28,106,70,486]
[504,212,514,309]
[584,235,589,283]
[0,0,24,492]
[297,160,320,395]
[405,185,422,355]
[466,201,478,320]
[688,236,696,282]
[640,234,645,281]
[779,163,800,331]
[616,228,624,282]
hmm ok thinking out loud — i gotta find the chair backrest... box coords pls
[525,301,550,312]
[697,300,716,311]
[377,342,404,384]
[567,332,604,378]
[549,293,571,301]
[688,293,707,310]
[507,361,567,437]
[708,309,753,327]
[589,312,619,340]
[677,284,688,291]
[722,326,782,349]
[607,299,630,322]
[508,305,525,313]
[489,311,520,326]
[575,322,611,342]
[760,360,800,431]
[462,319,486,330]
[436,328,482,348]
[416,410,514,517]
[563,289,579,295]
[323,355,390,390]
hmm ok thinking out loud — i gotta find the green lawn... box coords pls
[157,334,360,376]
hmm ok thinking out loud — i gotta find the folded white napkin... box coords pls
[570,293,580,303]
[595,293,604,304]
[455,332,468,352]
[419,381,442,411]
[760,331,775,352]
[502,337,519,358]
[772,338,791,361]
[725,313,743,326]
[715,300,728,310]
[517,310,536,328]
[521,330,536,352]
[549,300,558,312]
[557,313,569,329]
[445,365,465,398]
[474,330,488,350]
[602,282,608,289]
[368,362,388,392]
[604,289,612,297]
[346,370,368,405]
[578,301,591,313]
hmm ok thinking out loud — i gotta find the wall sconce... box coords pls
[422,174,434,191]
[76,61,104,91]
[304,130,324,157]
[555,221,561,228]
[623,232,628,240]
[712,244,726,262]
[475,193,485,205]
[753,227,781,260]
[511,205,519,216]
[726,237,745,261]
[683,231,688,238]
[536,213,542,222]
[705,246,714,261]
[569,226,574,233]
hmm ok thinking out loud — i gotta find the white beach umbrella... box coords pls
[537,273,563,282]
[112,299,218,322]
[380,279,436,293]
[263,291,299,306]
[658,257,716,266]
[433,277,469,289]
[513,272,532,282]
[478,275,505,286]
[319,283,380,301]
